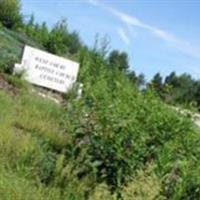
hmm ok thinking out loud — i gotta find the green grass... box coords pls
[0,84,82,199]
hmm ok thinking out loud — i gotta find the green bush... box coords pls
[37,152,57,185]
[0,55,18,73]
[121,164,162,200]
[56,51,198,197]
[0,0,22,29]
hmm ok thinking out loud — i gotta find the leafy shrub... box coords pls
[58,51,197,196]
[0,55,18,73]
[121,164,162,200]
[37,152,57,185]
[0,0,22,29]
[45,19,82,56]
[88,183,114,200]
[157,132,200,199]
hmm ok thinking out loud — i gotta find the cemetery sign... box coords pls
[17,45,79,93]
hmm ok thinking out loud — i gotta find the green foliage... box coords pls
[4,73,28,89]
[0,25,42,67]
[121,164,162,200]
[150,71,200,110]
[45,19,69,55]
[108,50,129,72]
[151,73,163,91]
[136,73,145,88]
[45,19,82,55]
[0,55,17,73]
[129,72,146,89]
[0,168,63,200]
[22,14,49,47]
[0,0,22,29]
[88,183,114,200]
[67,31,82,55]
[0,61,200,199]
[37,152,57,184]
[23,18,82,56]
[54,51,199,198]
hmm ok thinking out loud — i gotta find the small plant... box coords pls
[121,164,162,200]
[0,56,18,73]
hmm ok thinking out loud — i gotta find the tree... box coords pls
[0,0,22,29]
[136,73,145,88]
[165,72,178,87]
[108,50,129,72]
[152,73,163,90]
[24,14,35,37]
[27,14,34,27]
[38,22,49,45]
[128,70,137,84]
[45,19,68,54]
[45,19,81,55]
[176,73,194,103]
[162,72,198,105]
[151,73,164,98]
[193,81,200,110]
[67,31,81,55]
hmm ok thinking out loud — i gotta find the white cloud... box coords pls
[87,0,200,59]
[150,28,180,43]
[103,4,183,44]
[117,27,130,45]
[108,7,146,28]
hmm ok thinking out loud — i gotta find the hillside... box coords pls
[1,26,200,200]
[0,25,40,58]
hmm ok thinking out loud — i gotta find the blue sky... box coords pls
[21,0,200,80]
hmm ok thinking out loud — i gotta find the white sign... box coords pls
[19,45,79,93]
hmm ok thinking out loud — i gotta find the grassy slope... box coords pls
[0,90,66,200]
[0,26,42,62]
[1,27,200,200]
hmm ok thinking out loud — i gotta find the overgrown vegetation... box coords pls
[0,0,200,199]
[0,0,22,29]
[150,72,200,111]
